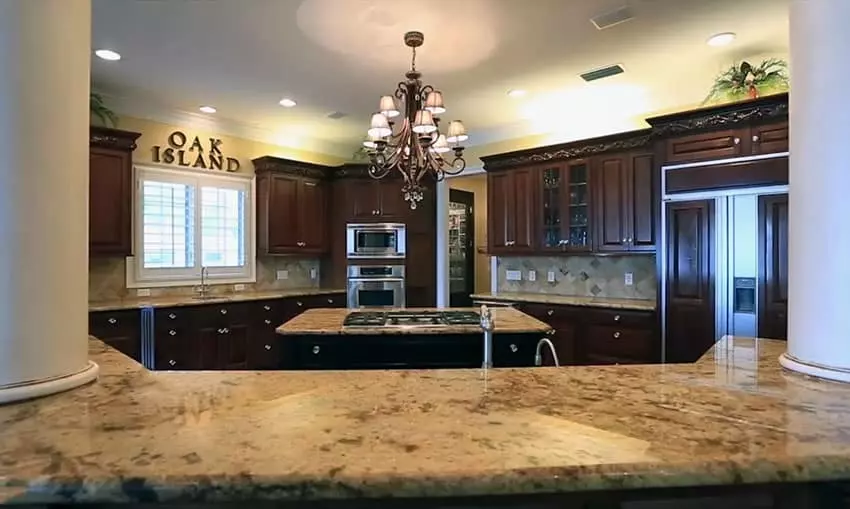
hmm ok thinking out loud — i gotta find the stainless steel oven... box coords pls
[346,223,406,259]
[347,265,405,308]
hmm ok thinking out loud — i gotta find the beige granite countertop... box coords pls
[275,307,552,335]
[471,292,656,311]
[88,288,346,312]
[2,337,850,504]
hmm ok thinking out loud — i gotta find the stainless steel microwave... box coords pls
[346,223,406,259]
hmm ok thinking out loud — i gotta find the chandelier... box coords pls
[363,31,468,209]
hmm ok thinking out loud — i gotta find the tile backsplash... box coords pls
[89,257,321,301]
[495,255,656,300]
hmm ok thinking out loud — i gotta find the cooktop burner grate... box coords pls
[343,310,481,327]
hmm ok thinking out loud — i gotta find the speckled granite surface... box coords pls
[471,292,656,311]
[276,307,552,335]
[88,288,346,312]
[2,337,850,504]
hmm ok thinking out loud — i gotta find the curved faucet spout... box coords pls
[535,337,560,367]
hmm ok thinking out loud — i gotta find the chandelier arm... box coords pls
[394,82,407,101]
[419,84,434,103]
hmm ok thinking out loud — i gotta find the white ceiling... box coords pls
[92,0,790,160]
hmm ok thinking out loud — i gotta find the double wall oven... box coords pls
[346,223,407,308]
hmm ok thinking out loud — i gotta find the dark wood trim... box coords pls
[665,156,788,194]
[90,126,141,150]
[252,155,332,179]
[646,93,789,136]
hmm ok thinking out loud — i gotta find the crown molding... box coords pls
[90,126,142,151]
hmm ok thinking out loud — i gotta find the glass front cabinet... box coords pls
[537,159,591,252]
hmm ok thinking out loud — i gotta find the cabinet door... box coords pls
[537,163,568,251]
[299,179,328,253]
[266,174,301,253]
[377,180,407,219]
[563,161,591,251]
[487,172,513,252]
[664,129,747,164]
[665,200,716,363]
[751,121,789,155]
[89,148,132,256]
[594,155,629,252]
[628,153,656,251]
[512,167,536,251]
[349,180,381,220]
[218,324,249,370]
[758,194,788,340]
[155,335,200,370]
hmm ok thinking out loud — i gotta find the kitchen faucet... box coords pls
[198,266,210,299]
[480,304,494,370]
[535,337,560,367]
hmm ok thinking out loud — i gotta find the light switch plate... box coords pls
[277,270,289,280]
[506,270,522,281]
[310,268,318,280]
[528,270,536,282]
[547,271,556,283]
[136,288,151,297]
[625,272,634,286]
[233,284,245,292]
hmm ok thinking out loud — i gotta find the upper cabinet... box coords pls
[89,127,141,257]
[344,178,406,222]
[594,152,655,253]
[537,160,592,253]
[661,122,788,164]
[487,167,535,254]
[254,156,330,256]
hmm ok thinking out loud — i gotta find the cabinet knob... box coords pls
[510,344,518,353]
[263,305,271,311]
[107,317,118,324]
[169,329,177,336]
[220,308,227,315]
[733,137,741,145]
[327,298,334,304]
[168,313,176,319]
[217,328,224,334]
[622,237,628,243]
[547,309,554,316]
[614,314,621,322]
[752,135,760,143]
[264,319,272,325]
[297,301,303,307]
[264,344,272,350]
[168,359,176,366]
[312,345,321,354]
[613,331,621,339]
[547,329,556,336]
[223,328,229,334]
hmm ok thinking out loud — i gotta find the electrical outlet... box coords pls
[506,270,522,281]
[310,268,318,280]
[233,284,245,292]
[277,270,289,280]
[547,271,556,283]
[528,270,536,282]
[624,272,634,286]
[136,288,151,297]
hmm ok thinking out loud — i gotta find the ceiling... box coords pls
[92,0,790,162]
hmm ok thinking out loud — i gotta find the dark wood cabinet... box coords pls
[594,152,655,253]
[487,167,535,254]
[89,127,140,257]
[758,194,788,340]
[254,156,330,256]
[89,309,141,361]
[662,121,789,164]
[751,121,789,155]
[344,179,407,221]
[537,160,592,252]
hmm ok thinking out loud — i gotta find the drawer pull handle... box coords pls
[510,344,518,353]
[614,315,621,322]
[327,298,334,304]
[168,359,176,366]
[264,319,272,325]
[613,331,621,339]
[168,313,176,319]
[264,344,272,350]
[220,309,227,315]
[223,328,229,334]
[263,305,271,311]
[297,301,303,307]
[547,329,556,336]
[547,310,554,316]
[107,318,118,324]
[312,345,321,354]
[169,329,177,336]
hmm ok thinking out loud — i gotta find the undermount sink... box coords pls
[192,295,231,301]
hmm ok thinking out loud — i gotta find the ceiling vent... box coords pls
[580,64,625,82]
[591,5,634,30]
[326,111,347,120]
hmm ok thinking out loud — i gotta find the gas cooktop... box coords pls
[343,310,481,327]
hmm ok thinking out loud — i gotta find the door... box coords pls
[89,148,132,255]
[595,155,629,252]
[758,194,789,340]
[512,167,536,251]
[665,200,715,363]
[564,160,591,251]
[218,324,249,369]
[377,180,406,219]
[266,174,301,252]
[487,172,513,252]
[665,129,747,164]
[751,122,789,155]
[449,189,475,307]
[629,153,656,251]
[299,179,327,253]
[537,162,568,251]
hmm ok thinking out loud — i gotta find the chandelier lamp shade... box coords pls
[363,31,468,209]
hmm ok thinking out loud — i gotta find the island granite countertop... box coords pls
[2,337,850,504]
[88,288,346,312]
[471,292,656,311]
[276,307,552,335]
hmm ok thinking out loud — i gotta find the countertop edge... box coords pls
[470,293,656,311]
[88,289,346,312]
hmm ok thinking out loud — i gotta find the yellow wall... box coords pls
[449,173,489,294]
[117,115,348,173]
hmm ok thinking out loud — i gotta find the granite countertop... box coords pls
[3,337,850,504]
[88,288,346,312]
[275,307,552,335]
[471,292,656,311]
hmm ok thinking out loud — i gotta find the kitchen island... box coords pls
[2,336,850,506]
[275,307,552,370]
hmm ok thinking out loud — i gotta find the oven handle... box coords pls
[348,278,406,283]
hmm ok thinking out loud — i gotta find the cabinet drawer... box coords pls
[751,121,788,154]
[89,310,140,338]
[154,307,194,332]
[585,325,653,361]
[520,303,580,321]
[583,308,655,328]
[665,129,746,163]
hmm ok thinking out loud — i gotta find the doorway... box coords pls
[449,189,475,307]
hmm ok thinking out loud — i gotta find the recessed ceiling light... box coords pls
[95,49,121,61]
[707,32,736,47]
[279,98,297,108]
[507,89,527,98]
[199,106,217,114]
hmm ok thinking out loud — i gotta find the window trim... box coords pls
[126,164,256,289]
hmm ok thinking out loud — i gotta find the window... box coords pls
[129,165,254,287]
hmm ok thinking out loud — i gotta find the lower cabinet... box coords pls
[89,309,142,362]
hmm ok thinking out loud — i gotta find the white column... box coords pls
[435,179,450,307]
[0,0,98,403]
[780,0,850,382]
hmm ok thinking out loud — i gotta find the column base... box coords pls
[0,361,99,405]
[780,352,850,384]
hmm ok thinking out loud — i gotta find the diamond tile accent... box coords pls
[590,258,601,269]
[590,284,603,296]
[579,271,590,281]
